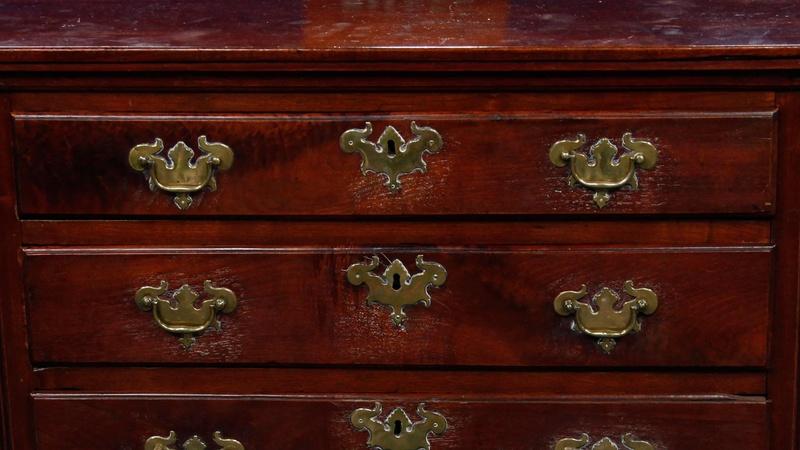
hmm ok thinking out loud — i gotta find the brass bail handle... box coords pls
[134,280,238,349]
[145,431,244,450]
[549,132,658,208]
[554,280,658,354]
[555,434,655,450]
[129,135,234,210]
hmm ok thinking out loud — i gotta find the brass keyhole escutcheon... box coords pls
[549,133,657,208]
[347,255,446,327]
[392,273,402,290]
[351,403,447,450]
[340,122,443,192]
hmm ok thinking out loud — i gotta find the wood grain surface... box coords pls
[32,395,768,450]
[20,219,772,247]
[1,3,799,448]
[14,112,776,216]
[0,0,799,71]
[25,247,771,367]
[32,367,767,396]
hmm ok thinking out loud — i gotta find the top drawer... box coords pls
[13,111,775,216]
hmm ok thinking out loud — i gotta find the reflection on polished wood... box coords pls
[0,2,799,450]
[1,0,800,67]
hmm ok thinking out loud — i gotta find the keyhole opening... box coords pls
[392,273,402,290]
[387,139,397,156]
[394,420,403,436]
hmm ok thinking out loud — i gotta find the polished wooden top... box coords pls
[1,0,800,69]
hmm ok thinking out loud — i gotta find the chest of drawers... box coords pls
[1,1,800,449]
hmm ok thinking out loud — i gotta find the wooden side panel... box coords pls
[0,97,34,450]
[32,396,768,450]
[14,113,775,216]
[25,247,771,367]
[772,92,800,450]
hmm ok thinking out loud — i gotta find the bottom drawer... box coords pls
[33,395,766,449]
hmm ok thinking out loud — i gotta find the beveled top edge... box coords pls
[2,0,800,69]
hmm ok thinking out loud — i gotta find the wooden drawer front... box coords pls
[33,396,767,450]
[14,112,775,216]
[26,247,770,367]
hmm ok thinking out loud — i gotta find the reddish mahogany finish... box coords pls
[25,247,771,367]
[33,396,767,450]
[0,0,800,72]
[33,367,766,396]
[0,2,799,450]
[13,112,776,216]
[21,219,772,247]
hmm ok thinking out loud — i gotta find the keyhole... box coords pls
[387,139,397,156]
[392,273,402,290]
[394,420,402,436]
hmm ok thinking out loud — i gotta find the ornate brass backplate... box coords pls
[554,280,658,354]
[145,431,244,450]
[346,255,446,327]
[129,135,234,210]
[340,121,443,191]
[135,280,238,349]
[549,132,658,208]
[555,434,654,450]
[351,403,447,450]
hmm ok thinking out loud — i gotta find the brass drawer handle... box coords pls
[129,136,234,210]
[549,133,657,208]
[556,434,654,450]
[340,121,443,192]
[145,431,244,450]
[351,403,447,450]
[134,280,238,349]
[346,255,446,327]
[554,280,658,354]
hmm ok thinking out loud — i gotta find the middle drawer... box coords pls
[25,247,770,367]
